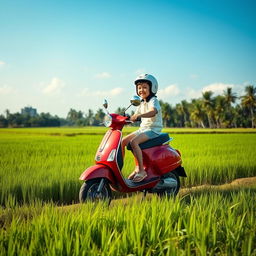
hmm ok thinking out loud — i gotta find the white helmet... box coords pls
[134,74,158,94]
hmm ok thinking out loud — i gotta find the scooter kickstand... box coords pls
[143,190,147,198]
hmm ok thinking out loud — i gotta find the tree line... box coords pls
[161,85,256,128]
[0,85,255,128]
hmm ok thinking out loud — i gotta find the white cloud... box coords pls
[135,68,146,75]
[80,87,124,97]
[150,82,246,104]
[0,61,6,67]
[236,83,248,95]
[95,72,111,79]
[0,85,17,95]
[42,77,65,95]
[158,84,180,99]
[183,82,245,101]
[202,82,235,94]
[185,88,202,99]
[109,87,123,96]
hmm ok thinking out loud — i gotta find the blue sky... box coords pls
[0,0,255,117]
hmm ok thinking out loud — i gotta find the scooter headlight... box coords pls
[103,114,112,127]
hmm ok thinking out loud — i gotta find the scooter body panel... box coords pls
[95,130,123,166]
[79,164,116,184]
[95,129,125,176]
[142,145,182,175]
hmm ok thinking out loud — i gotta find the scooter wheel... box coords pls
[157,171,180,198]
[79,178,112,203]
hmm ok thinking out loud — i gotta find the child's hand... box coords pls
[130,114,140,122]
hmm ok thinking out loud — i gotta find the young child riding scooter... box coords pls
[122,74,163,182]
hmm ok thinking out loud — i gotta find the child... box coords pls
[122,74,163,182]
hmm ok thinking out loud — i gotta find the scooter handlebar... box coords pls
[125,120,134,124]
[124,113,141,122]
[124,114,141,123]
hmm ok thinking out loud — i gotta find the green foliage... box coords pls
[0,128,255,206]
[0,191,255,255]
[0,128,256,255]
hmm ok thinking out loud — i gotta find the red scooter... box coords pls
[79,96,187,202]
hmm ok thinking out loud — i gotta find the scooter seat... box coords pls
[127,133,172,151]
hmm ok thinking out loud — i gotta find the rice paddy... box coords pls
[0,127,255,255]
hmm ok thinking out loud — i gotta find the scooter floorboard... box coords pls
[125,177,159,187]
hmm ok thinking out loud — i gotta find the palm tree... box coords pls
[159,100,172,127]
[190,99,205,128]
[241,85,256,128]
[180,100,190,127]
[214,95,226,128]
[85,109,94,126]
[5,109,10,119]
[67,108,78,125]
[94,108,105,126]
[223,87,237,127]
[115,107,126,115]
[224,87,237,106]
[67,109,83,126]
[175,103,184,127]
[202,91,215,128]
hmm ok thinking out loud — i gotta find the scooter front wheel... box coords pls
[79,178,112,203]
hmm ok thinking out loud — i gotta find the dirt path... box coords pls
[179,176,256,197]
[1,177,255,229]
[60,176,256,210]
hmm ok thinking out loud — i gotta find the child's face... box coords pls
[137,82,150,99]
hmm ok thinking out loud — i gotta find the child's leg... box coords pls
[122,133,139,179]
[122,133,137,157]
[130,133,149,182]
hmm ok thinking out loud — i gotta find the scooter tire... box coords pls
[157,170,180,198]
[79,178,112,203]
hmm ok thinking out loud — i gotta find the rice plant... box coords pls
[0,128,255,255]
[0,189,255,255]
[0,129,256,205]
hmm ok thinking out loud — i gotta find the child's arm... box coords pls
[130,107,157,121]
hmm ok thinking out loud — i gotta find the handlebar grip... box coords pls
[124,113,130,119]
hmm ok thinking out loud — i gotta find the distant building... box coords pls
[21,106,37,117]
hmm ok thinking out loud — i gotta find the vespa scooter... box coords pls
[79,96,187,202]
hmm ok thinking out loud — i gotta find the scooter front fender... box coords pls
[79,164,116,184]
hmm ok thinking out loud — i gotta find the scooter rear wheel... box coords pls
[79,178,112,203]
[157,171,180,198]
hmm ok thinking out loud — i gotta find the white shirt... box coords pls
[135,96,163,133]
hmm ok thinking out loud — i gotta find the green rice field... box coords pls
[0,127,256,255]
[0,127,255,205]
